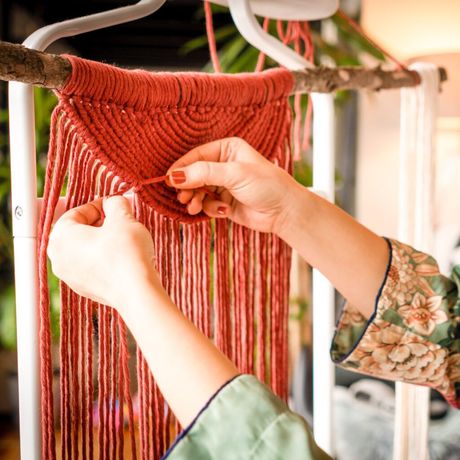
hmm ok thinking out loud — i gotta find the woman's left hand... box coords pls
[47,196,159,311]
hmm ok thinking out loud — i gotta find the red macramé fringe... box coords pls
[38,55,293,459]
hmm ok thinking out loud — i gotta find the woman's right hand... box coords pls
[167,137,303,235]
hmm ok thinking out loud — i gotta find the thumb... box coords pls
[102,195,134,222]
[169,161,245,190]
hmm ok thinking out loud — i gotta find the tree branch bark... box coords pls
[0,40,447,93]
[0,41,71,89]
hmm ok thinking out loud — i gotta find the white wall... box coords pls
[356,91,460,273]
[356,89,401,239]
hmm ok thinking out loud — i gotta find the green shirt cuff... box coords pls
[164,374,331,460]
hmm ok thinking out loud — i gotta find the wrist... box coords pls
[114,269,170,318]
[275,182,317,245]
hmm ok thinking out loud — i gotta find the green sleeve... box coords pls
[164,374,331,460]
[331,237,460,409]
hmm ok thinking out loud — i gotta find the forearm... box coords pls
[118,274,238,427]
[278,184,389,319]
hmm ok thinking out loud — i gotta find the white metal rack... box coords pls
[8,2,338,459]
[8,3,439,460]
[393,63,439,460]
[9,3,174,458]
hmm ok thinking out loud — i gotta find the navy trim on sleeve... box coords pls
[162,374,241,459]
[330,237,393,363]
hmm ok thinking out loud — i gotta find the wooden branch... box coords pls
[0,41,71,89]
[0,40,447,93]
[292,66,447,93]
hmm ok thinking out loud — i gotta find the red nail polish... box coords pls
[171,171,186,184]
[217,206,226,215]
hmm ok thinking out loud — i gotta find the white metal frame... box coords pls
[226,3,337,456]
[215,0,338,21]
[311,93,336,455]
[8,0,337,458]
[394,63,439,460]
[9,2,168,458]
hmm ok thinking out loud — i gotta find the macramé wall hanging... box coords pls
[38,55,294,459]
[2,4,444,459]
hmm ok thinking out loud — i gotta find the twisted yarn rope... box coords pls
[38,55,295,459]
[204,2,314,160]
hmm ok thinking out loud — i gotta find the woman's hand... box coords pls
[169,136,390,320]
[47,196,238,428]
[168,137,302,234]
[47,195,159,311]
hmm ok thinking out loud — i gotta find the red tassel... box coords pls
[255,18,271,72]
[38,57,294,458]
[214,219,231,357]
[87,300,95,460]
[119,319,137,460]
[255,231,267,382]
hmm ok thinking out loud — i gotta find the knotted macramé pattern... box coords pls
[37,55,295,459]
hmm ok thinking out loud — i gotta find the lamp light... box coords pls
[361,0,460,118]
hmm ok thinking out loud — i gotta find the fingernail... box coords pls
[170,170,186,185]
[217,206,227,215]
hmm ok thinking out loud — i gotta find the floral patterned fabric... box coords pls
[331,238,460,408]
[165,237,460,459]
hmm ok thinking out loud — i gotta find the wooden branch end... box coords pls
[0,40,448,94]
[292,65,447,94]
[0,41,71,90]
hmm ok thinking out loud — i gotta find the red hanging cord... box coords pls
[204,1,222,73]
[336,9,403,68]
[109,174,221,203]
[255,17,271,72]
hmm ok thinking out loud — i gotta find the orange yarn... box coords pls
[204,1,222,73]
[203,4,314,160]
[38,55,295,459]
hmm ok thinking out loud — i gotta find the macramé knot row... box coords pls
[38,54,294,460]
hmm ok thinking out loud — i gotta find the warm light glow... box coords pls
[362,0,460,60]
[362,1,460,118]
[410,53,460,118]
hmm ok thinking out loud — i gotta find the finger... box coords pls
[202,197,232,219]
[102,196,134,222]
[219,189,233,206]
[168,136,269,176]
[177,190,194,204]
[186,190,206,216]
[59,199,103,226]
[169,161,247,190]
[168,138,245,174]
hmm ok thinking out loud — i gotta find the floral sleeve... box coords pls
[331,238,460,408]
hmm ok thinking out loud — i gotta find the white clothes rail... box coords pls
[8,2,168,458]
[8,1,338,458]
[312,93,336,455]
[6,6,441,460]
[394,62,440,460]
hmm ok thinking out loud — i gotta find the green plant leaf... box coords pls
[0,286,16,350]
[180,24,237,54]
[48,268,61,342]
[227,46,260,73]
[332,14,385,62]
[219,36,248,71]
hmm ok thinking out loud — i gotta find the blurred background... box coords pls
[1,1,460,458]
